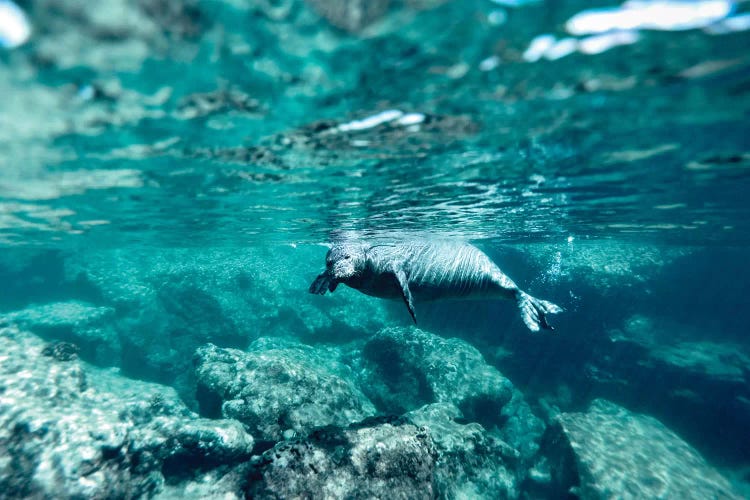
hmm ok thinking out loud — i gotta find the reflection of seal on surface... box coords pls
[310,240,562,331]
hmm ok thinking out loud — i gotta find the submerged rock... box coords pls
[644,340,750,386]
[194,340,376,440]
[1,300,117,364]
[247,416,438,499]
[0,326,254,499]
[542,399,741,499]
[359,327,514,418]
[407,403,521,499]
[593,315,750,460]
[358,327,544,463]
[305,0,390,33]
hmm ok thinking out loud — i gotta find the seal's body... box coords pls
[310,240,562,332]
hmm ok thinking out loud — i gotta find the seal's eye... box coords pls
[344,254,351,259]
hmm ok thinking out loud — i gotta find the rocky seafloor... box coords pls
[1,242,749,499]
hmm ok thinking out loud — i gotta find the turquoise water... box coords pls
[1,0,750,498]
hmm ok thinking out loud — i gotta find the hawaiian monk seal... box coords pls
[309,240,562,331]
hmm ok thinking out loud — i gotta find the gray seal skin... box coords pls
[309,240,563,332]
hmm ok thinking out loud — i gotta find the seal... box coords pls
[309,240,562,331]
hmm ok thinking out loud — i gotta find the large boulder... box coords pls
[542,399,741,499]
[407,403,521,499]
[358,327,514,419]
[0,326,254,499]
[356,327,544,461]
[1,300,118,365]
[589,316,750,460]
[66,248,256,391]
[305,0,390,32]
[194,339,376,440]
[246,416,438,499]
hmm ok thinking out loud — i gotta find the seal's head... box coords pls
[326,242,367,281]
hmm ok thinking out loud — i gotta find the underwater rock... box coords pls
[359,327,514,421]
[154,464,251,499]
[0,326,254,499]
[117,276,247,397]
[498,387,546,464]
[641,339,750,386]
[194,341,376,440]
[136,0,204,39]
[567,315,750,463]
[62,249,257,391]
[2,300,113,328]
[2,301,117,364]
[305,0,390,33]
[134,416,255,476]
[605,316,750,401]
[407,403,521,499]
[357,327,544,462]
[542,399,741,499]
[246,416,438,499]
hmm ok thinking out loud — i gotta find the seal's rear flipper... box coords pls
[516,291,563,332]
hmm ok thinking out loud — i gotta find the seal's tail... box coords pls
[516,291,563,332]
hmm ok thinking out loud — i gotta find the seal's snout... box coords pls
[332,258,355,279]
[326,244,363,280]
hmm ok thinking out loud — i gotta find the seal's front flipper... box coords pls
[395,269,417,324]
[516,291,563,332]
[309,272,335,295]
